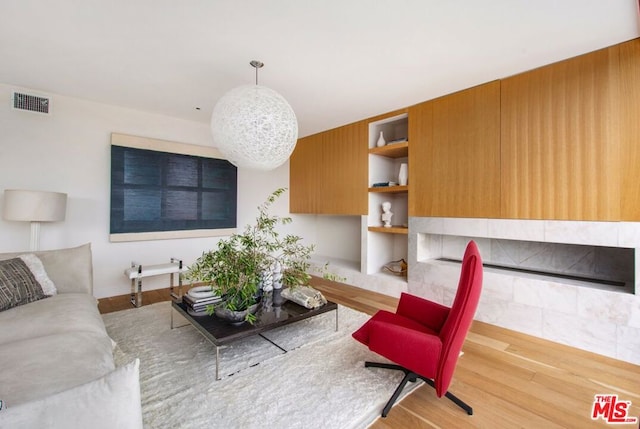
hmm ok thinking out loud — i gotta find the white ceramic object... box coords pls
[381,201,393,227]
[398,163,408,186]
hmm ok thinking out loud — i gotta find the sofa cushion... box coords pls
[0,293,109,346]
[0,331,115,407]
[0,257,47,312]
[0,359,142,429]
[0,243,93,295]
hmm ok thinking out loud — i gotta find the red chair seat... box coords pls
[353,311,441,379]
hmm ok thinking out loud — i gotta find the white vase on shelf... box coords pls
[398,163,408,186]
[376,131,386,147]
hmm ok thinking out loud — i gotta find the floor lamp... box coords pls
[2,189,67,251]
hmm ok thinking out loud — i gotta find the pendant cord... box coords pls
[250,60,264,86]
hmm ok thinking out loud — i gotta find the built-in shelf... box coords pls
[365,112,409,279]
[368,226,408,234]
[368,185,408,193]
[369,141,408,158]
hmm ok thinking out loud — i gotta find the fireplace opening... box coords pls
[421,235,635,294]
[438,258,627,288]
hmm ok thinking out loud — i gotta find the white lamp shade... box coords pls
[3,189,67,222]
[211,84,298,170]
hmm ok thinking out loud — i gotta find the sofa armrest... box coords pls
[0,359,142,429]
[0,243,94,295]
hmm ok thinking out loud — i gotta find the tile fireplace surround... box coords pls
[408,217,640,365]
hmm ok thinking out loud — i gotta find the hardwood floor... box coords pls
[98,278,640,428]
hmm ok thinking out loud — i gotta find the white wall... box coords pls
[0,84,317,298]
[314,215,361,262]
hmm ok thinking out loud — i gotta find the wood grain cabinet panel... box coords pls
[619,38,640,221]
[501,45,621,220]
[289,133,322,213]
[409,81,501,218]
[289,121,367,215]
[318,121,368,215]
[408,100,433,216]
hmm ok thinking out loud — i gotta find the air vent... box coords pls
[12,92,51,114]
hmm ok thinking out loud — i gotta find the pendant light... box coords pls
[211,60,298,170]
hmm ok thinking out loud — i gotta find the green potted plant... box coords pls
[187,188,315,324]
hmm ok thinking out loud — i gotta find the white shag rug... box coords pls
[103,302,421,429]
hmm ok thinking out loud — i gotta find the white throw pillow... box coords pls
[19,254,57,296]
[0,359,142,429]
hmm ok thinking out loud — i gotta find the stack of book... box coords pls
[183,292,222,316]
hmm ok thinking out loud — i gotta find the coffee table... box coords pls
[170,296,338,379]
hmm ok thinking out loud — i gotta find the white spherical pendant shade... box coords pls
[211,84,298,170]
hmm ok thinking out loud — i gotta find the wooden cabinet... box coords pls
[294,38,640,222]
[500,45,621,220]
[619,38,640,221]
[289,121,367,215]
[409,42,639,221]
[319,121,368,215]
[409,81,501,218]
[408,100,432,217]
[289,133,322,213]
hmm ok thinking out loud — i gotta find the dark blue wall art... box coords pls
[110,144,237,235]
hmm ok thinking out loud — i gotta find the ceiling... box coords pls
[1,1,639,138]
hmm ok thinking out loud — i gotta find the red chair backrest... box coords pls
[434,240,483,396]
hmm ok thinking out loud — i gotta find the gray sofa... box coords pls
[0,243,142,428]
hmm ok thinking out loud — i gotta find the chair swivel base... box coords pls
[364,361,473,418]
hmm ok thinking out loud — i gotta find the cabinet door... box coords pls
[501,46,620,220]
[620,39,640,220]
[409,81,501,218]
[318,121,368,215]
[289,133,322,213]
[289,122,368,215]
[408,100,433,216]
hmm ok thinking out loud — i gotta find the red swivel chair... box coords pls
[352,240,483,417]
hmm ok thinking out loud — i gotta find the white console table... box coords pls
[124,258,188,307]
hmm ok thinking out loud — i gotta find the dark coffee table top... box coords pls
[172,297,338,346]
